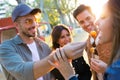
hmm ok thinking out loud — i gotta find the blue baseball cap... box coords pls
[12,3,41,22]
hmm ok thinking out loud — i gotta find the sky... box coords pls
[8,0,17,5]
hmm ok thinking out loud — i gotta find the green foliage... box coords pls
[2,0,79,27]
[47,10,60,27]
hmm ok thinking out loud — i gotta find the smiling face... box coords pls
[95,3,113,45]
[76,10,96,33]
[15,14,38,38]
[58,29,72,47]
[52,25,72,49]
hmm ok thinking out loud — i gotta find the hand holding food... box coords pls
[48,49,75,80]
[91,58,107,73]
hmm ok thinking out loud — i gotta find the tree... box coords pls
[16,0,26,4]
[2,0,80,28]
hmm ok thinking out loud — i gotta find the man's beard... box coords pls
[22,31,36,38]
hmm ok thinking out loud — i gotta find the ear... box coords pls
[14,22,19,30]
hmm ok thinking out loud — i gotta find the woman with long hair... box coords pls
[50,24,91,80]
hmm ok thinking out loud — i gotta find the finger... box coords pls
[92,59,101,66]
[48,60,58,68]
[56,48,64,62]
[60,48,68,61]
[91,61,97,68]
[91,60,100,72]
[59,48,64,61]
[91,66,98,72]
[91,59,98,66]
[54,52,59,62]
[91,62,98,72]
[92,58,100,62]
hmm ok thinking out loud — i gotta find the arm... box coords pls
[0,41,55,80]
[34,41,87,79]
[0,41,86,80]
[33,52,55,79]
[63,41,87,60]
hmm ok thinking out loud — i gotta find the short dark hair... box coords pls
[73,4,94,20]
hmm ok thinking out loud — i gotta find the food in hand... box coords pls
[90,31,97,39]
[90,31,99,58]
[90,47,95,54]
[90,47,99,58]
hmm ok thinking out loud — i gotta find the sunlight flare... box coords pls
[79,0,108,18]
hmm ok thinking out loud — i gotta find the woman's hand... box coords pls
[90,58,107,73]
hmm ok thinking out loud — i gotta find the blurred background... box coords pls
[0,0,108,80]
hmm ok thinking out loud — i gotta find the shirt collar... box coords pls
[12,35,24,44]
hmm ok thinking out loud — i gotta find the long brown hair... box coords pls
[51,24,71,50]
[107,0,120,65]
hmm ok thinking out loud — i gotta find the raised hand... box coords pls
[48,48,75,80]
[90,58,107,73]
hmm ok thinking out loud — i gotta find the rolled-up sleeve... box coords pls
[0,42,34,80]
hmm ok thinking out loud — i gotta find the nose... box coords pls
[29,21,37,31]
[84,21,89,26]
[32,21,38,27]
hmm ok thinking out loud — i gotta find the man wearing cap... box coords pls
[0,3,52,80]
[0,3,87,80]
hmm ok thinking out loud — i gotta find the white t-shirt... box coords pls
[27,41,44,80]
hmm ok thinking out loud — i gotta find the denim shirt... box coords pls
[104,59,120,80]
[0,35,51,80]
